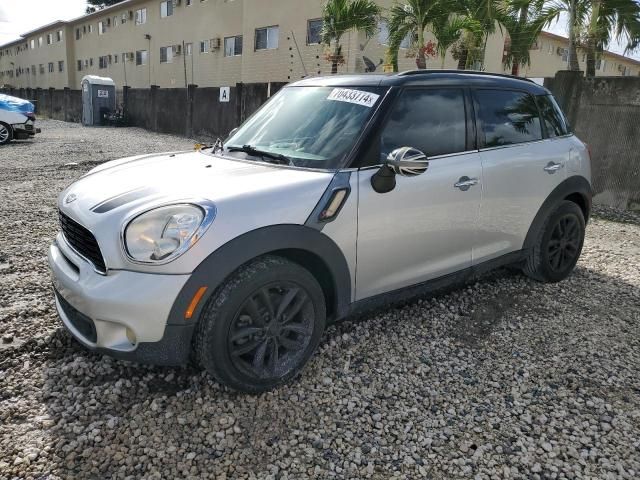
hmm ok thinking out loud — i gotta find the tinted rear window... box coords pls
[476,89,542,147]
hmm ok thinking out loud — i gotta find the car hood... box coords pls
[58,150,335,274]
[61,150,333,213]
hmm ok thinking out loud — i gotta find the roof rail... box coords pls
[397,69,535,83]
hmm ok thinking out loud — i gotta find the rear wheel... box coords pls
[524,200,585,283]
[0,122,12,145]
[194,255,326,393]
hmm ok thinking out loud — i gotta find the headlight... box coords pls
[124,204,207,263]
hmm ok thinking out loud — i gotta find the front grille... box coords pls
[59,211,107,273]
[55,291,97,343]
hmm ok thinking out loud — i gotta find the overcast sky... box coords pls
[0,0,637,59]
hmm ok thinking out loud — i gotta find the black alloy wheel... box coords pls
[547,214,582,273]
[524,200,586,283]
[194,255,326,393]
[228,282,314,380]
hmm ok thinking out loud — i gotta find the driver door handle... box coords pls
[454,176,479,191]
[544,161,564,174]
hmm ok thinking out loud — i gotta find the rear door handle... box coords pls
[544,161,564,174]
[454,176,479,191]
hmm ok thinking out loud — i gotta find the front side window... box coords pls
[255,26,279,50]
[379,88,467,161]
[223,86,385,169]
[475,89,542,148]
[537,94,569,137]
[224,36,243,56]
[136,49,148,65]
[135,8,147,25]
[307,19,322,45]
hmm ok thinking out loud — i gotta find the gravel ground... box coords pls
[1,120,639,480]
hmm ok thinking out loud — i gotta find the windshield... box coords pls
[222,86,386,169]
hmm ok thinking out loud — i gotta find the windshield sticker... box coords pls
[327,88,380,108]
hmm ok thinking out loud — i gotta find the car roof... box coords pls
[289,70,549,95]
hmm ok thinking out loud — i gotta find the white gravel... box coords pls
[1,120,639,479]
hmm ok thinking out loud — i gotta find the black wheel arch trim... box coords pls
[523,175,592,250]
[167,224,352,327]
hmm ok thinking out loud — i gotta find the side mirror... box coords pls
[371,147,429,194]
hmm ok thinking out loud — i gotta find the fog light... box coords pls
[126,327,137,345]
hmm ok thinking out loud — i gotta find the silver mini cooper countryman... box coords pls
[49,71,591,392]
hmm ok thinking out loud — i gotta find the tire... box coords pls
[0,122,12,145]
[194,255,326,393]
[524,200,585,283]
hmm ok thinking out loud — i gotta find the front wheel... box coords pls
[194,255,326,393]
[524,200,585,283]
[0,122,12,145]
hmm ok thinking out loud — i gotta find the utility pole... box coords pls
[182,40,188,88]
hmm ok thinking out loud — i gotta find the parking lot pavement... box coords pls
[1,120,639,479]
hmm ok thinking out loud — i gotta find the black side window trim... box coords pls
[472,87,546,149]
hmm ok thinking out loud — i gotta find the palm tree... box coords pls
[499,0,559,75]
[452,0,501,70]
[583,0,640,76]
[321,0,382,74]
[548,0,589,71]
[388,0,442,69]
[432,15,483,68]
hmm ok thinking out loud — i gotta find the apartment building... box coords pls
[0,21,75,89]
[1,0,639,90]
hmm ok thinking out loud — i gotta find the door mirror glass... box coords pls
[385,147,429,177]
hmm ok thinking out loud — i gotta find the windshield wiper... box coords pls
[227,145,291,165]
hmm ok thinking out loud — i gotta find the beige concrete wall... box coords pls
[2,0,639,90]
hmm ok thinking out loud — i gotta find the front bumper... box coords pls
[48,233,194,365]
[12,121,40,139]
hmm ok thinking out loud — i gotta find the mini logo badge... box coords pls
[65,193,77,204]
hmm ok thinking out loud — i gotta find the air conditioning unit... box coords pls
[210,38,221,50]
[173,44,182,55]
[173,0,182,6]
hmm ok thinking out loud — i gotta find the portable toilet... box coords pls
[81,75,116,126]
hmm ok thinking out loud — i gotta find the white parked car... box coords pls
[0,93,40,144]
[49,71,592,392]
